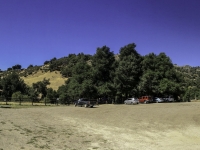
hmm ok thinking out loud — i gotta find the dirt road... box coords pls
[0,102,200,150]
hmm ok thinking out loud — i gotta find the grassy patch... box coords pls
[103,140,108,143]
[66,132,73,136]
[82,141,91,143]
[14,128,20,131]
[45,126,57,134]
[24,128,32,134]
[0,102,58,109]
[0,121,6,125]
[13,124,23,130]
[39,144,50,149]
[38,135,47,140]
[27,137,37,144]
[21,71,67,91]
[79,135,85,138]
[0,105,11,108]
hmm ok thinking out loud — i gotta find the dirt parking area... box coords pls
[0,102,200,150]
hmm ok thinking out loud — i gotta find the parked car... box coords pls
[153,97,164,103]
[162,96,174,102]
[139,96,152,104]
[124,98,139,105]
[74,98,96,108]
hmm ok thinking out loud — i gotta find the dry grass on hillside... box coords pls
[21,71,67,90]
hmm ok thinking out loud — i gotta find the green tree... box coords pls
[91,46,116,98]
[28,87,39,105]
[114,43,142,100]
[140,52,183,98]
[60,54,77,77]
[44,60,50,65]
[57,84,74,105]
[7,68,12,71]
[32,78,50,99]
[46,88,58,104]
[183,87,192,102]
[66,61,96,98]
[0,72,27,98]
[12,64,22,70]
[27,64,33,69]
[12,91,23,105]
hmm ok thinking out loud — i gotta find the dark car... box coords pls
[74,98,96,108]
[163,96,174,102]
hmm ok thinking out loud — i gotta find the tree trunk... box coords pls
[45,98,47,106]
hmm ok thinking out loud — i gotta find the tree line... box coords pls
[0,43,197,103]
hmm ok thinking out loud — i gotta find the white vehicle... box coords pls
[124,98,139,105]
[153,97,164,103]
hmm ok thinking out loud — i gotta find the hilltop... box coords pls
[0,64,68,91]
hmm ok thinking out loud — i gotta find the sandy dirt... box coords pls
[0,102,200,150]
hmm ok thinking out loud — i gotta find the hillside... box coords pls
[1,52,200,100]
[21,70,67,90]
[19,64,200,92]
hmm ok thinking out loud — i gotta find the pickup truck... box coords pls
[139,96,152,104]
[74,98,96,108]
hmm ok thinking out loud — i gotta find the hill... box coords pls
[1,52,200,100]
[21,70,67,90]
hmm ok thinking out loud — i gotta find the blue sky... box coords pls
[0,0,200,70]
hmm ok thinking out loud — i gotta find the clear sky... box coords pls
[0,0,200,70]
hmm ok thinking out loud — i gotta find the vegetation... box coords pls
[114,43,142,102]
[0,42,199,103]
[0,72,27,98]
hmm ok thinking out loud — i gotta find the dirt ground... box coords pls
[0,102,200,150]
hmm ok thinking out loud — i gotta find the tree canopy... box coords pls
[0,42,192,102]
[0,72,27,98]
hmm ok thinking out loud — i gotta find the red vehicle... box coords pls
[139,96,152,104]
